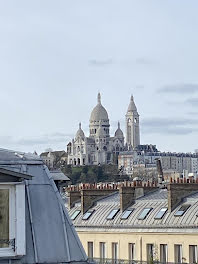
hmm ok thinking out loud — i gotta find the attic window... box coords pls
[154,207,168,219]
[107,209,119,220]
[82,210,95,220]
[174,205,190,216]
[138,208,152,220]
[70,210,81,220]
[121,209,134,220]
[0,184,25,257]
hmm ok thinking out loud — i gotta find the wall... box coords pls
[77,230,198,263]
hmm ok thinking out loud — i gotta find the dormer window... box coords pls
[0,168,29,257]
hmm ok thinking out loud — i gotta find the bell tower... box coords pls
[125,95,140,149]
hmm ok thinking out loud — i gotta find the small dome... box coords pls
[114,122,124,138]
[75,123,85,139]
[96,121,106,137]
[90,93,109,122]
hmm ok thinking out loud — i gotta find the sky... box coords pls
[0,0,198,154]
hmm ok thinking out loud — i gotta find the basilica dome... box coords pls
[75,123,85,139]
[90,93,109,122]
[114,122,124,138]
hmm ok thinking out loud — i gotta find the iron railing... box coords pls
[88,258,187,264]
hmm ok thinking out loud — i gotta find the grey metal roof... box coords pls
[68,188,198,232]
[0,148,87,264]
[50,170,70,181]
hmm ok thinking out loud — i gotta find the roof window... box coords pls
[138,208,152,220]
[70,210,81,220]
[82,210,95,220]
[121,209,134,220]
[107,209,119,220]
[174,205,190,216]
[154,207,168,219]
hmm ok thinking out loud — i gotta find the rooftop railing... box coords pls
[88,258,188,264]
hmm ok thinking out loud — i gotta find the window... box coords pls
[160,244,168,264]
[175,244,182,263]
[0,184,25,257]
[121,209,133,220]
[175,205,190,216]
[82,210,94,220]
[129,243,135,262]
[0,189,9,248]
[155,208,168,219]
[138,208,152,220]
[189,245,197,264]
[100,242,106,261]
[107,209,119,220]
[147,244,154,262]
[112,243,118,263]
[87,242,94,260]
[70,210,81,220]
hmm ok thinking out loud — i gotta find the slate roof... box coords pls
[68,188,198,232]
[50,170,70,181]
[0,148,87,264]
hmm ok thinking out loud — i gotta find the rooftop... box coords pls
[0,148,87,264]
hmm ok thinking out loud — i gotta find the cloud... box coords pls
[135,57,155,65]
[88,57,155,68]
[0,132,73,147]
[88,58,114,66]
[185,98,198,106]
[141,117,198,135]
[187,111,198,116]
[158,84,198,94]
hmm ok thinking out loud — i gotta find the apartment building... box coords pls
[67,181,198,263]
[119,151,198,176]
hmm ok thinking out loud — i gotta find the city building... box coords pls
[67,94,140,166]
[0,148,87,263]
[67,181,198,263]
[40,150,67,169]
[119,150,198,177]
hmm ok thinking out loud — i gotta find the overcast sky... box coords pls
[1,0,198,154]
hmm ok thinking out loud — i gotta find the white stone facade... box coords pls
[67,93,139,166]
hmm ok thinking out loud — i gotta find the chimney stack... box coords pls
[67,187,81,209]
[119,181,158,212]
[81,183,118,214]
[168,179,198,211]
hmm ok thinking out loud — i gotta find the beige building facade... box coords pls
[67,181,198,263]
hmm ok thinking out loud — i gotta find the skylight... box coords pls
[174,205,190,216]
[107,209,119,220]
[82,210,95,220]
[154,207,168,219]
[121,209,134,220]
[70,210,81,220]
[138,208,152,220]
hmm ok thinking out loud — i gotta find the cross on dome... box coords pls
[97,93,101,104]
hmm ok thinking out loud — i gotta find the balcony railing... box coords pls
[88,258,188,264]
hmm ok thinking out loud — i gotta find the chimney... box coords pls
[119,182,158,212]
[67,187,81,209]
[81,184,118,214]
[168,179,198,211]
[119,186,135,212]
[156,158,164,185]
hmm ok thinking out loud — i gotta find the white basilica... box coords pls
[67,93,140,166]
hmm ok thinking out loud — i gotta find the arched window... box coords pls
[103,146,107,151]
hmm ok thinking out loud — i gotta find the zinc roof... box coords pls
[0,148,87,264]
[69,189,198,232]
